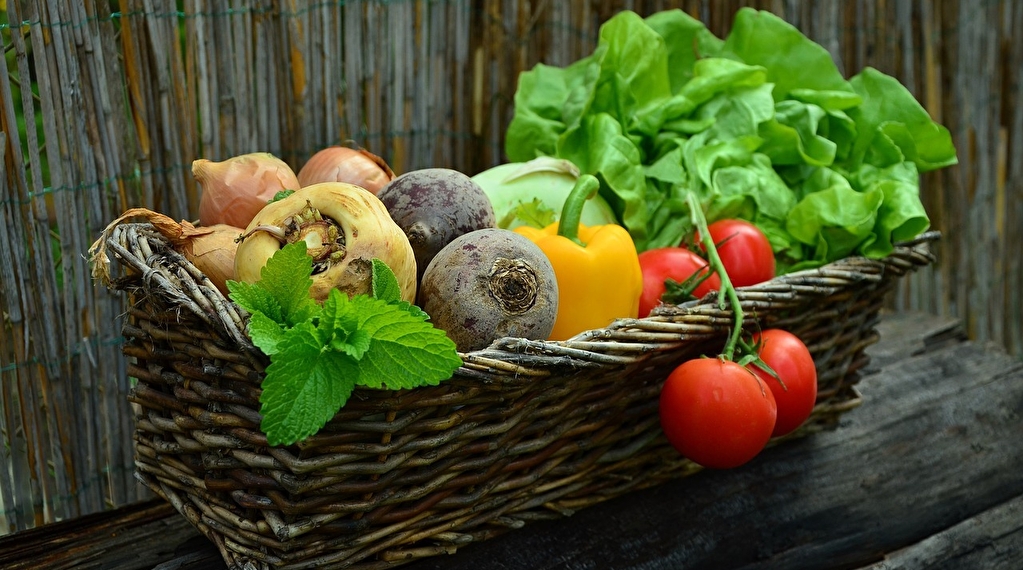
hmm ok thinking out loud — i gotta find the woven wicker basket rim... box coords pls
[104,224,938,377]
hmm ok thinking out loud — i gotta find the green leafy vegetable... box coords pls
[227,242,461,446]
[505,7,957,270]
[268,189,296,204]
[371,258,402,303]
[501,198,558,229]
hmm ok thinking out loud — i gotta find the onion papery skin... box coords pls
[297,146,395,194]
[182,224,242,295]
[235,182,417,303]
[195,152,301,229]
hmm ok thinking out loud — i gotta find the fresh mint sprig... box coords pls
[227,242,461,447]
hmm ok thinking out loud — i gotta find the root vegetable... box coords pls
[194,152,301,229]
[297,145,395,193]
[234,182,417,303]
[88,208,241,295]
[376,168,496,284]
[418,228,559,352]
[184,225,242,295]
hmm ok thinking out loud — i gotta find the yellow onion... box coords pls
[182,224,242,294]
[195,152,300,229]
[89,208,242,295]
[297,146,395,194]
[235,182,416,303]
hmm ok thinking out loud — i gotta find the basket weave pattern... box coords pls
[106,223,938,569]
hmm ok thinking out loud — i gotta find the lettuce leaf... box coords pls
[846,67,958,172]
[505,7,957,268]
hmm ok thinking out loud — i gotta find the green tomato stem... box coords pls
[686,192,743,361]
[557,174,600,245]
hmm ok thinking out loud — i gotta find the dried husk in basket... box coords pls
[99,222,938,570]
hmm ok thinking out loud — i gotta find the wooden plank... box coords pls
[0,500,196,570]
[857,493,1023,570]
[858,309,966,370]
[150,539,224,570]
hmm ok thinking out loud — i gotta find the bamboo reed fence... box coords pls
[0,0,1018,535]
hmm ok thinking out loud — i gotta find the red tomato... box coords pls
[637,247,722,318]
[750,329,818,437]
[659,358,777,469]
[696,219,775,287]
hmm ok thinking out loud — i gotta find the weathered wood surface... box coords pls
[0,311,1020,570]
[0,500,191,570]
[862,494,1023,570]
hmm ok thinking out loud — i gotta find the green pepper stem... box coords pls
[685,192,744,361]
[557,174,600,245]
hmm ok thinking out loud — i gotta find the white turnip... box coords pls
[234,182,417,303]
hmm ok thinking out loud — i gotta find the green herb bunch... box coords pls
[227,242,461,446]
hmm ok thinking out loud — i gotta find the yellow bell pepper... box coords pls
[514,174,642,341]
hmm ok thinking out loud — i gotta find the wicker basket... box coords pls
[103,222,938,570]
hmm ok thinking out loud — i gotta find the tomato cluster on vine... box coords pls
[658,329,818,469]
[640,208,819,469]
[638,218,775,318]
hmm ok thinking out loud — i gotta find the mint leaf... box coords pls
[228,280,284,323]
[258,293,459,446]
[231,238,460,446]
[398,300,429,320]
[320,289,372,359]
[228,242,320,326]
[256,242,320,326]
[319,288,360,343]
[346,295,462,390]
[331,328,372,360]
[258,322,359,446]
[268,189,295,204]
[247,311,288,355]
[371,259,402,303]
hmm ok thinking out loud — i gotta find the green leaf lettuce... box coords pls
[505,7,957,269]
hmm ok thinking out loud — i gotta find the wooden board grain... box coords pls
[0,500,193,570]
[859,493,1023,570]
